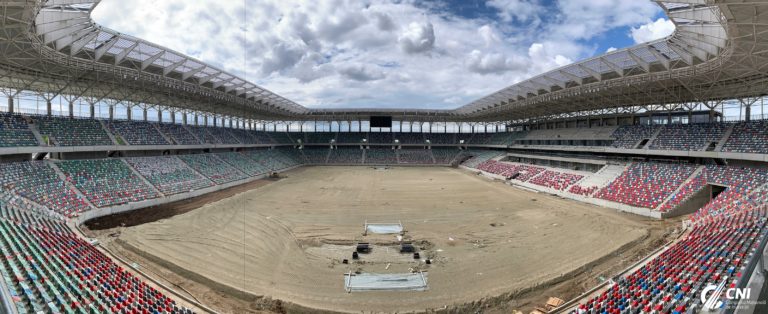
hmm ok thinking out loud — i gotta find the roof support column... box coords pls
[143,108,148,121]
[171,110,176,124]
[68,101,74,118]
[89,103,95,119]
[127,105,132,121]
[7,97,13,114]
[46,100,52,117]
[109,105,114,120]
[158,109,163,123]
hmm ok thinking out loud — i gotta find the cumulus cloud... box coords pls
[631,18,675,44]
[466,50,526,74]
[338,64,386,82]
[91,0,667,109]
[606,47,618,53]
[398,22,436,54]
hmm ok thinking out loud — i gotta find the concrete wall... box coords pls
[663,186,713,218]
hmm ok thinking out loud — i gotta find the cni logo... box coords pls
[700,281,751,311]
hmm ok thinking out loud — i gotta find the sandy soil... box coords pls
[89,166,666,313]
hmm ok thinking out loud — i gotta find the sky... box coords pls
[92,0,676,110]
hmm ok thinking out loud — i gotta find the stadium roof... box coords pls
[0,0,767,122]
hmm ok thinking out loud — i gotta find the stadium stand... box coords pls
[205,127,239,144]
[0,161,90,217]
[36,117,113,146]
[649,123,727,151]
[610,125,659,149]
[424,133,456,144]
[529,170,584,191]
[267,132,295,144]
[0,113,37,147]
[364,148,398,164]
[431,148,460,164]
[459,150,504,168]
[398,148,434,164]
[367,132,393,144]
[272,148,304,169]
[0,207,193,313]
[57,159,160,207]
[228,129,257,144]
[395,133,424,144]
[328,147,363,164]
[336,132,367,144]
[304,132,336,144]
[125,156,214,195]
[106,120,169,145]
[572,207,767,314]
[663,165,768,216]
[300,147,329,164]
[722,120,768,154]
[252,132,275,145]
[156,123,201,145]
[178,154,248,184]
[215,152,271,176]
[186,126,221,144]
[594,162,698,209]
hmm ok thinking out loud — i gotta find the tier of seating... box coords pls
[661,165,768,213]
[228,129,257,144]
[529,170,584,191]
[106,120,169,146]
[395,133,424,144]
[0,113,37,147]
[267,132,295,144]
[300,147,329,164]
[205,127,239,144]
[57,159,160,207]
[611,125,658,149]
[650,123,727,151]
[303,132,336,144]
[156,123,201,145]
[460,150,504,168]
[431,148,460,164]
[594,162,697,209]
[572,208,767,314]
[125,157,214,195]
[364,148,398,164]
[36,117,113,146]
[397,149,434,164]
[722,120,768,154]
[177,154,248,184]
[0,162,90,217]
[367,132,393,144]
[215,152,270,176]
[336,132,366,144]
[568,185,598,196]
[271,148,304,169]
[0,211,193,313]
[186,126,222,144]
[425,133,456,144]
[327,148,363,164]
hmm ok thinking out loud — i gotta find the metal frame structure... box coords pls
[0,0,767,123]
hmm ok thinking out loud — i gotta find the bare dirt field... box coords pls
[86,166,676,313]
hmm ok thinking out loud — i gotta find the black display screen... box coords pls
[370,116,392,128]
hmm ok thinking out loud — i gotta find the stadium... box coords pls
[0,0,767,313]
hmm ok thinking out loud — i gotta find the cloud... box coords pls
[338,64,386,82]
[631,18,675,44]
[90,0,667,110]
[398,22,436,54]
[606,47,617,53]
[466,50,526,74]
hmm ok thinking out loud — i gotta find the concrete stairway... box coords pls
[27,123,47,146]
[642,126,665,149]
[152,123,174,145]
[714,123,736,151]
[47,161,96,209]
[98,120,121,145]
[574,164,629,196]
[121,158,166,197]
[657,166,704,210]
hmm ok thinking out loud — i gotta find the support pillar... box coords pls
[46,100,52,116]
[6,97,13,113]
[158,109,162,123]
[109,106,114,120]
[171,111,176,124]
[68,101,74,118]
[127,107,132,120]
[746,104,752,122]
[143,109,148,121]
[194,115,198,126]
[89,103,95,118]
